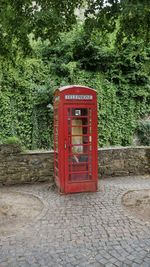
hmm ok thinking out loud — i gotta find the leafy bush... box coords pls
[3,136,21,145]
[137,121,150,146]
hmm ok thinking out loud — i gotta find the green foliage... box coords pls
[0,22,150,149]
[3,136,21,145]
[136,121,150,146]
[1,1,150,58]
[0,56,54,149]
[0,0,84,56]
[85,1,150,45]
[71,71,139,147]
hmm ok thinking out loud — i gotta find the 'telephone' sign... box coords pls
[65,95,93,100]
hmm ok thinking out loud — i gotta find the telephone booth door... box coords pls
[64,105,97,193]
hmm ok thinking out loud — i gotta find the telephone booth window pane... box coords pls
[70,108,88,117]
[72,145,83,154]
[82,119,88,125]
[71,135,92,145]
[83,135,92,143]
[72,119,88,126]
[69,154,91,163]
[72,136,83,145]
[69,173,89,181]
[71,145,91,154]
[71,126,89,134]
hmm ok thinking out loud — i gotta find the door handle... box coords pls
[64,140,67,149]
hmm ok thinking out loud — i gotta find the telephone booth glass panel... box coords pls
[67,108,92,182]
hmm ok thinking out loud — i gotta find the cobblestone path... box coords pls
[0,176,150,267]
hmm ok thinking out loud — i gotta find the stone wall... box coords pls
[0,145,54,186]
[0,144,149,185]
[98,146,150,177]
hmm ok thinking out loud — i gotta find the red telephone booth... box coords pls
[53,85,98,194]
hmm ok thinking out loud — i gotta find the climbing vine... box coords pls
[0,26,150,149]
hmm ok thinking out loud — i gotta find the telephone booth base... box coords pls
[58,181,98,194]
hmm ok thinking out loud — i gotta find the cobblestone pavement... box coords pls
[0,176,150,267]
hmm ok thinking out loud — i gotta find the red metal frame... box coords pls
[53,85,98,194]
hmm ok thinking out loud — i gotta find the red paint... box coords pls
[53,85,98,194]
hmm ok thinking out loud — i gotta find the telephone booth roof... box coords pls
[54,85,97,104]
[56,85,97,92]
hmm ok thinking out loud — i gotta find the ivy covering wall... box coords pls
[0,26,150,149]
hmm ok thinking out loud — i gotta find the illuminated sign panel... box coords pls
[65,95,93,100]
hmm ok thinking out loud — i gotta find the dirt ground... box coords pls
[0,190,43,237]
[122,189,150,222]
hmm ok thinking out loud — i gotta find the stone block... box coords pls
[0,144,21,154]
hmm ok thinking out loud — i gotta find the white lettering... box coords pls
[65,95,93,100]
